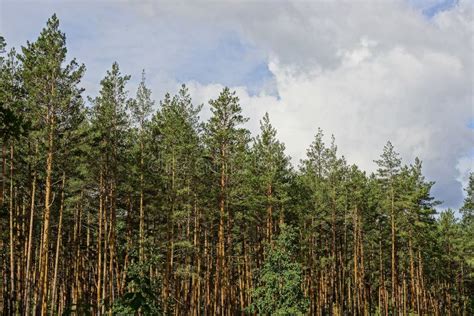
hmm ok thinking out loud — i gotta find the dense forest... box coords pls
[0,15,473,315]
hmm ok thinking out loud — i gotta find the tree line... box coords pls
[1,15,472,315]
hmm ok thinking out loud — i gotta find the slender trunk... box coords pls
[215,144,226,315]
[379,237,387,316]
[192,197,201,315]
[331,196,337,310]
[34,217,45,313]
[164,153,176,314]
[9,144,15,312]
[97,170,103,315]
[359,215,367,315]
[25,149,37,315]
[139,139,145,264]
[109,175,117,308]
[266,183,273,243]
[390,186,397,314]
[204,229,210,315]
[50,172,65,315]
[409,233,416,313]
[102,193,108,315]
[353,207,359,315]
[1,143,5,205]
[39,112,55,315]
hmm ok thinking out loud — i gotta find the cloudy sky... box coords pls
[1,0,473,209]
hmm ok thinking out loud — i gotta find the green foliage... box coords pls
[250,113,292,219]
[149,84,202,225]
[374,141,401,180]
[204,86,251,225]
[461,172,474,220]
[460,173,474,291]
[250,224,308,315]
[89,62,130,147]
[130,69,154,130]
[113,262,162,315]
[0,46,28,140]
[204,87,249,160]
[20,14,85,131]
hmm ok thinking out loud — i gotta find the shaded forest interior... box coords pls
[1,15,473,315]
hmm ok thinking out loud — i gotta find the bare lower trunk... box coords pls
[24,151,37,315]
[139,140,145,264]
[97,170,104,315]
[50,173,65,314]
[39,113,55,315]
[9,144,15,312]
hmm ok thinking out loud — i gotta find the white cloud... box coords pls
[155,0,473,208]
[2,0,473,208]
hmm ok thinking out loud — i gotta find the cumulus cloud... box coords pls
[131,0,473,208]
[2,0,473,208]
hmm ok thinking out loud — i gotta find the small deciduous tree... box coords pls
[250,224,308,315]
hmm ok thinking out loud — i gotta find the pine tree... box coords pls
[299,129,348,314]
[89,61,130,314]
[251,113,292,242]
[374,141,402,314]
[129,70,154,265]
[204,87,249,314]
[346,165,370,315]
[149,84,202,313]
[20,14,85,314]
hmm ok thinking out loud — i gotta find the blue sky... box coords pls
[1,0,274,97]
[1,0,472,209]
[410,0,458,16]
[0,0,462,96]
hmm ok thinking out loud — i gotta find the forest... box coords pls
[0,15,473,315]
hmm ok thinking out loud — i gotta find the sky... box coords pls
[1,0,473,209]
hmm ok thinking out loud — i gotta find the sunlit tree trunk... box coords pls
[50,172,65,315]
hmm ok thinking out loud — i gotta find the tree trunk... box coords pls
[97,170,104,315]
[50,172,65,314]
[390,186,397,314]
[24,157,37,316]
[266,183,273,243]
[139,139,145,264]
[1,143,5,205]
[215,144,226,315]
[39,111,55,315]
[9,144,15,312]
